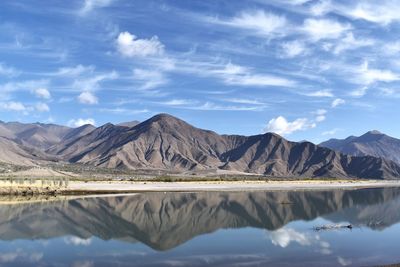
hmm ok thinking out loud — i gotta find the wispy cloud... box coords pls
[132,68,168,90]
[331,98,345,107]
[304,89,334,98]
[0,62,19,77]
[80,0,115,14]
[207,10,288,38]
[301,18,351,41]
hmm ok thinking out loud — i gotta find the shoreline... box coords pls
[1,180,400,196]
[66,180,400,193]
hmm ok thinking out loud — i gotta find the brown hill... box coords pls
[48,114,400,179]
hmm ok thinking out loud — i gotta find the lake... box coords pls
[1,187,400,266]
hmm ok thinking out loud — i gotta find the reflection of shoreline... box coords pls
[0,188,399,250]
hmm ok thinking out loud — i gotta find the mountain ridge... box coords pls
[320,131,400,165]
[1,114,400,179]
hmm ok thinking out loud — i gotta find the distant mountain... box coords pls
[0,121,71,149]
[320,131,400,164]
[48,114,400,179]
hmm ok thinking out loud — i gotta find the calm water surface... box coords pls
[1,188,400,266]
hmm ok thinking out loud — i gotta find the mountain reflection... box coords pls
[0,188,399,251]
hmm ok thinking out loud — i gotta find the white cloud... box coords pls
[56,65,95,77]
[68,118,96,127]
[302,18,351,41]
[322,128,340,136]
[78,91,98,105]
[193,101,265,111]
[35,103,50,112]
[314,109,327,122]
[331,98,345,107]
[133,68,168,90]
[209,10,288,38]
[384,42,400,55]
[116,32,164,57]
[305,89,334,98]
[310,0,333,16]
[33,88,51,99]
[223,98,265,105]
[99,108,149,115]
[161,99,195,106]
[0,63,19,77]
[280,40,307,58]
[333,32,375,54]
[213,63,296,87]
[265,116,316,135]
[73,71,118,92]
[350,86,368,97]
[1,101,27,112]
[80,0,114,14]
[0,80,48,94]
[357,61,399,85]
[344,1,400,26]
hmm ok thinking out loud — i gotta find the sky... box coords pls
[1,0,400,143]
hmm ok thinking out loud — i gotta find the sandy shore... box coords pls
[66,180,400,193]
[1,180,400,196]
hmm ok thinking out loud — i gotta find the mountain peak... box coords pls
[144,113,189,127]
[150,113,180,121]
[366,130,383,135]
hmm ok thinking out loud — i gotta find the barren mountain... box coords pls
[1,114,400,179]
[0,121,71,149]
[0,188,399,250]
[0,137,41,166]
[49,114,400,179]
[320,131,400,164]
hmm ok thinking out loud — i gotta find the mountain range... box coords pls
[320,130,400,164]
[1,114,400,179]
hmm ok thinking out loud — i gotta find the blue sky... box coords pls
[1,0,400,143]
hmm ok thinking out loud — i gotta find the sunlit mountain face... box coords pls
[0,188,400,266]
